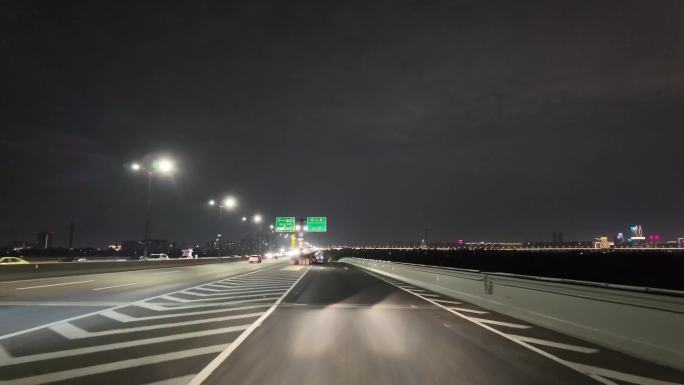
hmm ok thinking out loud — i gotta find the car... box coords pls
[248,255,262,264]
[0,257,30,265]
[140,254,170,261]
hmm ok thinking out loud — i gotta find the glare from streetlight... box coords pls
[208,199,216,206]
[242,216,247,222]
[131,163,141,171]
[223,196,237,209]
[269,224,274,230]
[253,214,262,223]
[157,159,174,173]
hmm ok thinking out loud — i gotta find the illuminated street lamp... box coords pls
[253,214,262,224]
[242,216,247,222]
[207,196,239,253]
[129,157,176,256]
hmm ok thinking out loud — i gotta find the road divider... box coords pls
[341,257,684,371]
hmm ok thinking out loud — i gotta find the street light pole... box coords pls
[143,171,152,257]
[130,158,174,258]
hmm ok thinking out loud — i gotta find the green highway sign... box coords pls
[306,217,327,232]
[275,217,296,232]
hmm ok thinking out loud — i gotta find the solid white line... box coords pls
[419,293,441,297]
[187,267,310,385]
[50,315,259,338]
[16,280,95,290]
[570,361,682,385]
[434,299,463,305]
[0,326,245,365]
[151,270,181,275]
[354,267,632,385]
[0,265,277,341]
[469,318,532,329]
[448,307,489,315]
[101,304,272,322]
[92,282,145,291]
[0,301,127,307]
[144,375,196,385]
[2,344,229,385]
[508,335,599,354]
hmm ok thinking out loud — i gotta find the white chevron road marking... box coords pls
[0,326,244,365]
[507,335,599,354]
[182,288,287,297]
[469,318,532,329]
[1,344,229,385]
[49,315,259,338]
[159,293,281,303]
[100,304,271,322]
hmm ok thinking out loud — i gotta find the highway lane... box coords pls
[0,262,308,385]
[0,260,283,336]
[2,261,682,385]
[200,263,684,385]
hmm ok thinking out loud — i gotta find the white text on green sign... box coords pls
[275,217,296,232]
[306,217,327,232]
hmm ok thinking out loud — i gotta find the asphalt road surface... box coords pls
[1,261,682,385]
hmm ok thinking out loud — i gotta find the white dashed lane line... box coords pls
[92,282,145,291]
[367,272,684,385]
[15,280,95,290]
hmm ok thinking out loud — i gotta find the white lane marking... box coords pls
[158,293,281,303]
[188,267,310,385]
[144,375,196,385]
[182,288,287,297]
[0,301,126,307]
[2,344,229,385]
[92,282,145,291]
[214,281,298,287]
[408,289,426,292]
[589,374,619,385]
[193,285,290,293]
[419,293,441,297]
[138,296,282,311]
[448,307,489,315]
[101,304,272,322]
[180,287,287,297]
[434,299,463,305]
[151,270,181,275]
[469,318,532,329]
[507,335,599,354]
[570,361,683,385]
[358,269,678,385]
[0,264,279,341]
[281,266,304,271]
[15,280,95,290]
[343,267,349,270]
[50,315,259,339]
[0,326,245,365]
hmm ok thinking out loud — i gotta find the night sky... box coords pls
[1,0,683,247]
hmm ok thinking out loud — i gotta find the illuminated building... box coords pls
[628,225,646,246]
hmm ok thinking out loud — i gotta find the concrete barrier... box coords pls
[341,257,684,370]
[0,258,228,282]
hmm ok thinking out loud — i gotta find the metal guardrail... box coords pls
[348,258,684,297]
